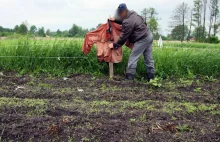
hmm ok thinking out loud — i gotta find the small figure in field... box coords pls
[109,3,155,81]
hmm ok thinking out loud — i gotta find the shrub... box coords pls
[206,36,219,44]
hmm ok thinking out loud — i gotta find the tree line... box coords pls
[169,0,220,43]
[0,22,89,38]
[1,1,220,43]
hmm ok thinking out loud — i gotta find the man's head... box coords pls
[117,3,128,20]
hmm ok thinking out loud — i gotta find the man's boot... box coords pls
[146,73,155,82]
[126,73,135,80]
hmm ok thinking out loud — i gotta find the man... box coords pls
[109,3,155,81]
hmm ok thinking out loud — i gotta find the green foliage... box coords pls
[38,27,46,37]
[56,29,62,37]
[18,24,28,35]
[6,33,24,39]
[161,36,170,40]
[141,7,159,38]
[148,77,162,87]
[69,24,88,37]
[192,26,207,42]
[0,38,220,78]
[148,18,159,36]
[160,42,220,49]
[177,124,192,132]
[30,25,37,34]
[0,26,14,37]
[193,0,203,41]
[206,36,219,44]
[46,29,51,36]
[171,25,189,41]
[14,25,19,32]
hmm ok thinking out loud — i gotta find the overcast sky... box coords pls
[0,0,194,35]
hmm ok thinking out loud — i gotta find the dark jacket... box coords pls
[115,10,149,46]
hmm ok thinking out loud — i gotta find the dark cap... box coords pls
[117,3,127,14]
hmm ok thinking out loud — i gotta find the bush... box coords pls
[206,36,219,44]
[6,33,23,39]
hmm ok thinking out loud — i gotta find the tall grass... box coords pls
[155,41,220,49]
[0,37,220,77]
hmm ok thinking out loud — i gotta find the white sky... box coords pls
[0,0,194,35]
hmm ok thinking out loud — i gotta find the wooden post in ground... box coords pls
[109,62,114,78]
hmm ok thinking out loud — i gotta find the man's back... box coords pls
[117,10,150,45]
[123,10,149,42]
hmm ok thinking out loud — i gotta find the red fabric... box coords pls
[82,21,133,63]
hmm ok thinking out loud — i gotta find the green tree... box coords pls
[193,0,203,41]
[38,27,46,37]
[171,25,189,40]
[171,2,190,42]
[46,29,51,36]
[141,8,159,37]
[202,0,207,42]
[69,24,80,37]
[30,25,37,34]
[14,25,19,33]
[192,25,207,41]
[18,24,28,35]
[56,29,62,37]
[148,18,159,36]
[62,30,69,37]
[141,8,148,22]
[209,0,220,36]
[187,9,194,41]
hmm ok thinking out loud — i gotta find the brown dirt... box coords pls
[0,72,219,142]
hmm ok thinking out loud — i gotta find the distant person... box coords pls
[109,3,155,81]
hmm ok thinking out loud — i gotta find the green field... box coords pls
[0,38,219,141]
[0,38,220,78]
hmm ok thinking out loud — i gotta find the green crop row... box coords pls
[0,38,220,78]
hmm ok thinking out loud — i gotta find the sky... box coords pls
[0,0,194,35]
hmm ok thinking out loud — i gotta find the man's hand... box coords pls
[109,18,115,21]
[108,43,114,49]
[109,43,120,49]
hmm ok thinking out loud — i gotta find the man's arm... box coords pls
[113,21,133,48]
[109,18,122,25]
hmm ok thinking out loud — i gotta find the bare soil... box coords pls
[0,72,219,142]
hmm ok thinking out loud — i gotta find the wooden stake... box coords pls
[109,62,114,78]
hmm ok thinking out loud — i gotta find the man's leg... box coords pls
[126,40,147,80]
[143,34,155,81]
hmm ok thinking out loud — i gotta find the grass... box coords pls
[0,97,48,115]
[157,41,220,49]
[0,37,220,78]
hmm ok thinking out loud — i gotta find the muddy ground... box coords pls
[0,72,219,142]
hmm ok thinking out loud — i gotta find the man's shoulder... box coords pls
[129,10,138,16]
[122,10,138,24]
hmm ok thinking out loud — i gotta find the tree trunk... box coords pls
[202,0,207,42]
[187,10,193,42]
[182,14,185,42]
[214,15,217,36]
[208,13,214,37]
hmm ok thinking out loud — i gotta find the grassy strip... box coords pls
[0,38,220,77]
[0,97,219,116]
[155,41,220,49]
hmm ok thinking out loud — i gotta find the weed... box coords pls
[177,124,192,132]
[194,87,202,93]
[204,76,217,82]
[148,77,162,88]
[129,118,136,123]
